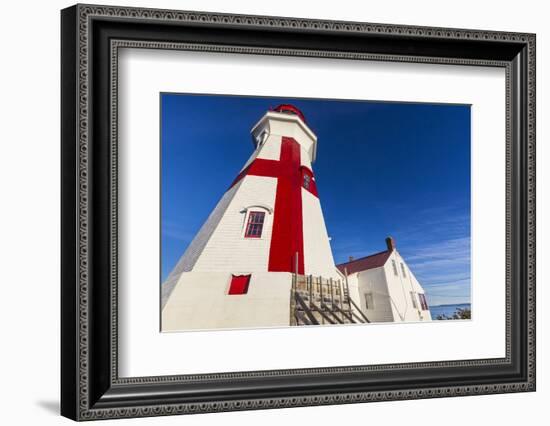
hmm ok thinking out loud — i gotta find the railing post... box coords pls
[319,276,323,324]
[308,275,312,310]
[344,267,352,318]
[338,280,345,322]
[329,278,335,309]
[290,272,296,326]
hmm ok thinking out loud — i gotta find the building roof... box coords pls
[336,250,392,275]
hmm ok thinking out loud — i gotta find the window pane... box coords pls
[245,211,265,238]
[365,293,374,310]
[410,291,418,309]
[419,293,429,310]
[391,259,398,276]
[303,174,310,189]
[401,263,407,277]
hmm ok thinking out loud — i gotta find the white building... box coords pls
[336,237,432,323]
[162,104,431,331]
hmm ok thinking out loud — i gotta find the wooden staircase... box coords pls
[291,274,370,326]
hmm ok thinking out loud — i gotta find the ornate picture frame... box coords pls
[61,4,535,421]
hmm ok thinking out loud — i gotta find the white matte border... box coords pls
[118,48,506,378]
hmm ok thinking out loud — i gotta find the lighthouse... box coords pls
[161,105,342,331]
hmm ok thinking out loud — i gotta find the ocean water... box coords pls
[430,303,471,320]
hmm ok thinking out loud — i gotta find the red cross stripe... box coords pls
[230,137,318,274]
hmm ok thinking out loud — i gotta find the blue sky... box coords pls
[161,94,471,306]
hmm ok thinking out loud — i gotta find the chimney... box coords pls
[348,256,354,262]
[385,236,396,251]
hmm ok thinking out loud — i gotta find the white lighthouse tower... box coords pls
[162,105,341,331]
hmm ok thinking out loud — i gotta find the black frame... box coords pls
[61,4,536,421]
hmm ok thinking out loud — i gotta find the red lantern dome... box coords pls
[272,104,306,123]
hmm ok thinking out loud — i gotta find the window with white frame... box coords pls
[255,130,268,148]
[244,211,265,238]
[410,291,418,309]
[391,259,398,276]
[364,292,374,310]
[418,293,429,311]
[401,262,407,277]
[303,173,311,190]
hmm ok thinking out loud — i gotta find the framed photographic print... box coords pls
[61,3,536,421]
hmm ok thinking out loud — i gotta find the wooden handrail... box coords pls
[349,298,371,323]
[309,300,337,325]
[320,302,344,324]
[330,302,357,323]
[295,292,320,325]
[292,273,368,326]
